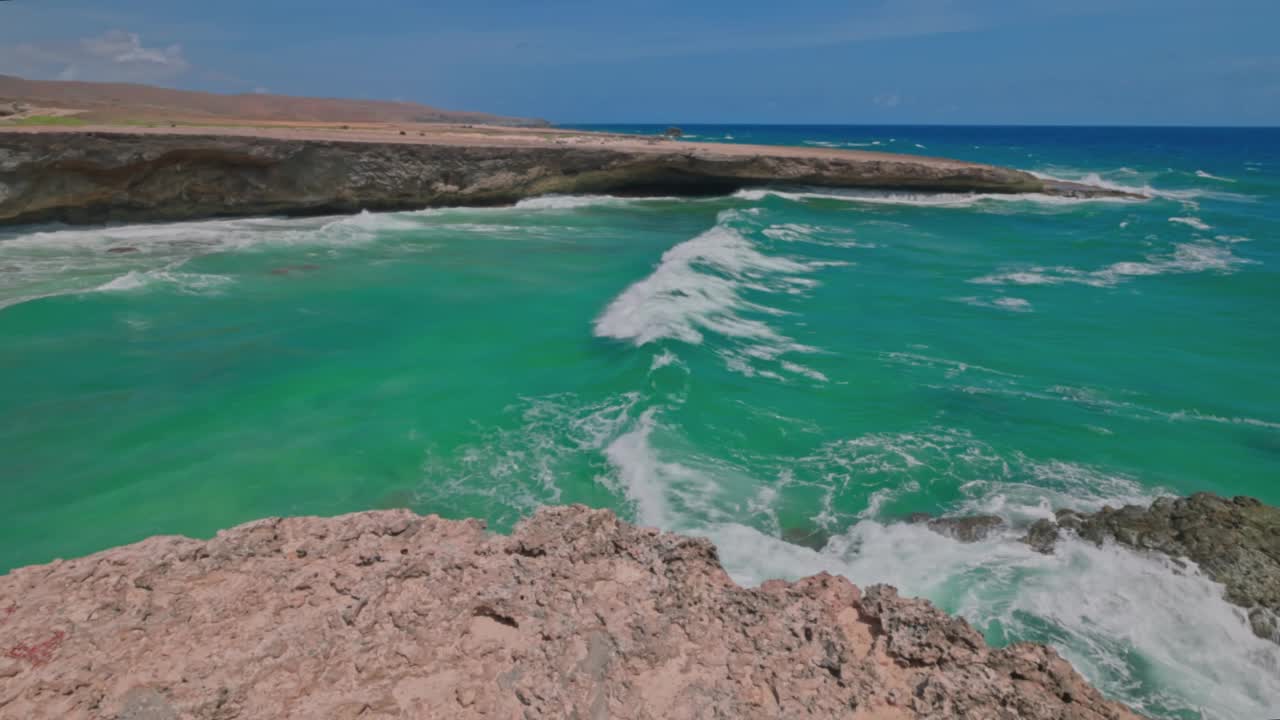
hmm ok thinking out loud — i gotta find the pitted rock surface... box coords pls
[0,505,1140,719]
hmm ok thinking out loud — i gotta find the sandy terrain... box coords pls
[0,74,545,127]
[2,122,990,170]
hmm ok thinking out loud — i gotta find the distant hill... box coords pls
[0,75,548,128]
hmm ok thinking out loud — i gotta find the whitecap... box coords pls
[973,241,1251,288]
[96,269,234,295]
[732,187,1136,208]
[1163,409,1280,431]
[648,349,683,372]
[1195,170,1235,182]
[956,296,1033,312]
[594,210,835,380]
[0,212,399,312]
[1030,169,1254,204]
[779,360,829,382]
[514,194,629,210]
[880,351,1017,378]
[1169,216,1212,231]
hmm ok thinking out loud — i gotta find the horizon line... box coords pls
[560,122,1280,130]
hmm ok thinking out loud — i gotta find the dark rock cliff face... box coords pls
[0,131,1117,226]
[0,505,1140,719]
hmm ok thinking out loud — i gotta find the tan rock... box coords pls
[0,505,1142,719]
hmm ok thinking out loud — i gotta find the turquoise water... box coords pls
[2,126,1278,717]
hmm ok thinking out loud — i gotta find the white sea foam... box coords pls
[645,425,1280,717]
[418,392,652,522]
[732,187,1133,208]
[779,360,829,382]
[429,393,1279,718]
[594,210,837,380]
[1164,409,1280,431]
[1195,169,1235,182]
[649,349,683,372]
[96,269,234,295]
[802,140,880,149]
[594,217,803,345]
[0,213,409,312]
[993,297,1032,312]
[1030,169,1254,204]
[705,518,1280,719]
[761,223,874,248]
[1169,216,1212,231]
[604,407,673,526]
[513,194,678,210]
[598,405,728,529]
[881,351,1017,379]
[956,296,1033,312]
[321,209,423,233]
[973,241,1251,288]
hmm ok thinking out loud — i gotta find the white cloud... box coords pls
[873,93,902,108]
[0,30,189,83]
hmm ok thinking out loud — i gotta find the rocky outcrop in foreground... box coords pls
[1023,493,1280,644]
[0,505,1138,719]
[0,130,1139,226]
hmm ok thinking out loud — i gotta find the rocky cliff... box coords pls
[0,505,1139,719]
[0,129,1136,226]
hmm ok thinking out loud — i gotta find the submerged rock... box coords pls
[780,523,832,551]
[1023,518,1060,554]
[909,512,1007,542]
[1020,493,1280,644]
[0,505,1140,719]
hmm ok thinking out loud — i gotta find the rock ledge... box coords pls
[0,130,1142,226]
[0,505,1138,719]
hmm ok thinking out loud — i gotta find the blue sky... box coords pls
[1,0,1277,125]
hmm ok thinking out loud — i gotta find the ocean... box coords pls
[2,125,1278,718]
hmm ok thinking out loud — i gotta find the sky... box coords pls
[0,0,1277,125]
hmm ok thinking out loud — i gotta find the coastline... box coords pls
[0,504,1141,719]
[0,125,1140,227]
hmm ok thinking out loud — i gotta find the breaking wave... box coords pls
[513,194,680,210]
[1030,169,1255,205]
[1168,216,1212,231]
[972,240,1252,288]
[732,187,1136,208]
[1195,170,1235,182]
[593,209,836,382]
[590,421,1280,719]
[955,296,1034,313]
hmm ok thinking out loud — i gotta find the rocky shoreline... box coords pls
[901,492,1280,646]
[0,505,1140,719]
[1021,493,1280,644]
[0,128,1141,226]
